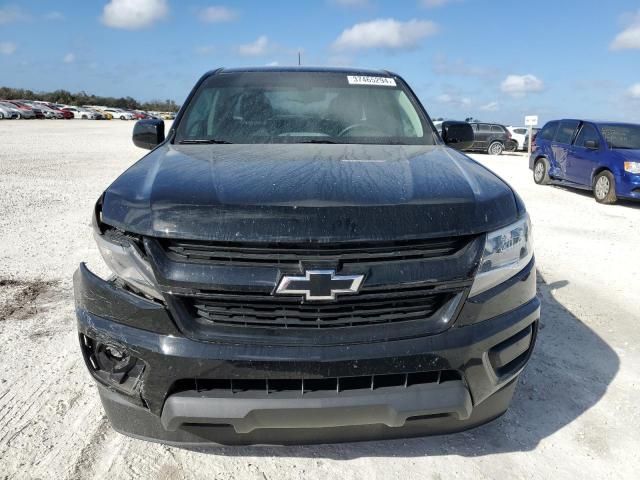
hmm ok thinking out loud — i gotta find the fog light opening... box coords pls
[79,334,145,394]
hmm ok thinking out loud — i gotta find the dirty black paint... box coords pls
[102,144,519,242]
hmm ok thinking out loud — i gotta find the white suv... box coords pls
[507,126,528,150]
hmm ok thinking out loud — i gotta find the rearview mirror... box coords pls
[441,121,474,151]
[584,140,599,150]
[132,118,165,150]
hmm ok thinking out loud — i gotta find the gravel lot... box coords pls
[1,120,639,479]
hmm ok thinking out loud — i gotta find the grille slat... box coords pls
[184,288,453,329]
[163,236,471,266]
[170,370,461,396]
[193,297,442,319]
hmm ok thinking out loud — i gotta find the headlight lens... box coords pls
[624,162,640,174]
[94,230,163,301]
[470,215,533,297]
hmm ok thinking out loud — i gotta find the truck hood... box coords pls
[101,144,520,242]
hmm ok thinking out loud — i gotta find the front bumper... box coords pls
[74,259,539,445]
[615,171,640,199]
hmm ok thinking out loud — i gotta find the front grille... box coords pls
[183,285,455,329]
[170,370,462,396]
[161,236,472,266]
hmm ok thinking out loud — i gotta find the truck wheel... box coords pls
[593,171,617,204]
[533,158,550,185]
[488,141,503,155]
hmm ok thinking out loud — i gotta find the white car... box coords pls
[507,126,528,150]
[62,106,99,120]
[103,108,135,120]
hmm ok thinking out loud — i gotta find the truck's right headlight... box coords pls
[470,214,533,297]
[94,230,163,301]
[92,201,163,301]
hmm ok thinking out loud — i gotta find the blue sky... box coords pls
[1,0,639,125]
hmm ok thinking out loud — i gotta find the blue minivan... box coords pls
[529,119,640,204]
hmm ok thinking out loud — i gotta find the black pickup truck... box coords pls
[74,67,539,446]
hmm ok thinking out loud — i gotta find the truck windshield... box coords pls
[599,123,640,150]
[175,71,435,145]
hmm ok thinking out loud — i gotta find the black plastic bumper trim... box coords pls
[161,380,472,433]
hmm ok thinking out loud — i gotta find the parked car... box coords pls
[128,110,146,120]
[24,102,63,119]
[507,126,528,150]
[2,101,36,119]
[74,67,539,446]
[62,106,99,120]
[0,102,20,119]
[523,128,541,151]
[465,122,511,155]
[530,119,640,204]
[103,108,135,120]
[83,106,112,120]
[50,104,75,119]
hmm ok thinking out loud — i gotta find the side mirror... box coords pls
[584,140,599,150]
[441,121,474,151]
[132,118,165,150]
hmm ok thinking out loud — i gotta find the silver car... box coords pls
[0,103,19,119]
[0,101,30,119]
[23,102,59,119]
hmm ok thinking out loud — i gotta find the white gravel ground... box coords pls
[0,120,639,479]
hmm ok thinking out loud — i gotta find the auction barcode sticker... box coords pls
[347,75,397,87]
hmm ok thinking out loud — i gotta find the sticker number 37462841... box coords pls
[347,76,397,87]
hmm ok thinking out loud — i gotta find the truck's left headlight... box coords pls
[470,214,533,297]
[94,229,163,301]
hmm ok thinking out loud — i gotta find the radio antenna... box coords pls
[298,51,301,66]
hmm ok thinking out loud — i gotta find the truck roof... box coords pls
[218,66,397,76]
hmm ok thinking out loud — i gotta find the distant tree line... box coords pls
[0,86,180,112]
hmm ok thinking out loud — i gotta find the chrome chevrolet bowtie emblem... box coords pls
[275,270,364,301]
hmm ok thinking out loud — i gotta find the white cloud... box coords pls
[479,101,499,112]
[330,0,370,7]
[333,18,439,50]
[101,0,168,30]
[500,74,544,96]
[237,35,271,56]
[436,93,471,107]
[0,5,28,24]
[200,6,237,23]
[63,52,75,63]
[611,11,640,50]
[627,83,640,99]
[266,61,279,66]
[0,41,17,55]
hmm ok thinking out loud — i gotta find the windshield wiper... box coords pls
[298,139,338,144]
[178,139,233,144]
